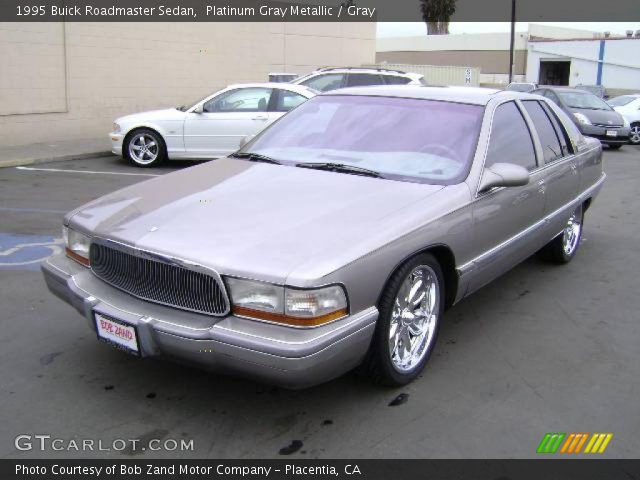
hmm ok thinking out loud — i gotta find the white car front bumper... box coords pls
[109,132,124,156]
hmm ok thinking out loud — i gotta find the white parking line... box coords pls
[15,166,160,177]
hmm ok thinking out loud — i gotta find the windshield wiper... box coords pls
[295,162,382,178]
[230,152,281,165]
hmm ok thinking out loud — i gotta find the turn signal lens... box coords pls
[285,285,348,319]
[63,226,91,267]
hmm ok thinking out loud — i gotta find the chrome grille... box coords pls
[89,242,229,316]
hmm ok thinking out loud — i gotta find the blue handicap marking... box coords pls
[0,233,64,271]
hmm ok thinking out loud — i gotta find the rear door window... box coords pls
[346,73,385,87]
[522,100,564,163]
[540,101,572,155]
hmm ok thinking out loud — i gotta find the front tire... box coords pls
[364,253,444,386]
[124,129,167,167]
[539,204,584,264]
[629,123,640,145]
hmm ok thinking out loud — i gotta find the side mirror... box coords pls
[478,162,530,193]
[192,104,204,114]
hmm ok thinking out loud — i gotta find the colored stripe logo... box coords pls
[537,433,612,454]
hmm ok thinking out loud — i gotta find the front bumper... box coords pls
[109,133,124,156]
[581,125,630,145]
[41,254,377,389]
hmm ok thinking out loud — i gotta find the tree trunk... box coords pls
[427,21,449,35]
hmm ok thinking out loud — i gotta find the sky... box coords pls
[377,22,640,37]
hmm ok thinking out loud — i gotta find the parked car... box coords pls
[608,94,640,145]
[268,72,298,83]
[291,67,425,92]
[110,83,317,167]
[531,86,630,149]
[506,82,538,93]
[575,84,607,99]
[44,86,604,388]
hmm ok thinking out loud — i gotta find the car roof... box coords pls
[537,86,586,93]
[225,82,316,96]
[320,85,537,105]
[312,67,417,77]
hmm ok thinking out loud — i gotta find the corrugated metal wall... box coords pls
[363,63,481,87]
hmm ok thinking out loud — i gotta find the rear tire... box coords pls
[363,253,444,386]
[124,128,167,168]
[539,204,584,264]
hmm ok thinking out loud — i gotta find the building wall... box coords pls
[0,22,375,147]
[376,32,529,75]
[376,50,527,75]
[377,32,529,53]
[527,38,640,91]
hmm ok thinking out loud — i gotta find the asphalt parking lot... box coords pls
[1,147,639,459]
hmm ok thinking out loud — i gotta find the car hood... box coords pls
[115,108,186,125]
[67,158,449,284]
[570,107,624,126]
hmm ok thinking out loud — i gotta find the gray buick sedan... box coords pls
[42,86,605,388]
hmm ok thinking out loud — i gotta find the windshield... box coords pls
[557,91,612,110]
[608,95,636,107]
[239,95,485,184]
[176,93,213,111]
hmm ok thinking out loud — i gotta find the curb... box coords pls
[0,151,112,169]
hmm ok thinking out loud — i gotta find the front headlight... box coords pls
[225,278,348,327]
[622,116,630,128]
[112,122,121,133]
[573,112,592,125]
[63,226,91,266]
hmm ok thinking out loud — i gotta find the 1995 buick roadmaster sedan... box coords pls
[42,86,605,388]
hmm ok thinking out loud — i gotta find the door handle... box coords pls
[252,114,268,120]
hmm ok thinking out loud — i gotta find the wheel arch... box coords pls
[123,125,168,153]
[378,244,459,311]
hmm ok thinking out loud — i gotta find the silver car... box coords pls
[42,86,605,388]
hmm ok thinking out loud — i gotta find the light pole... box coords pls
[508,0,516,84]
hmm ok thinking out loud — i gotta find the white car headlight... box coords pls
[225,278,348,327]
[63,226,91,266]
[112,122,121,133]
[622,116,630,128]
[573,112,592,125]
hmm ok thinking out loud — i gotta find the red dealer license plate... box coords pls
[95,312,140,355]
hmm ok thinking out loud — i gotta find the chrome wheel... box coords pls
[129,132,159,165]
[630,125,640,145]
[389,265,439,373]
[562,207,582,256]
